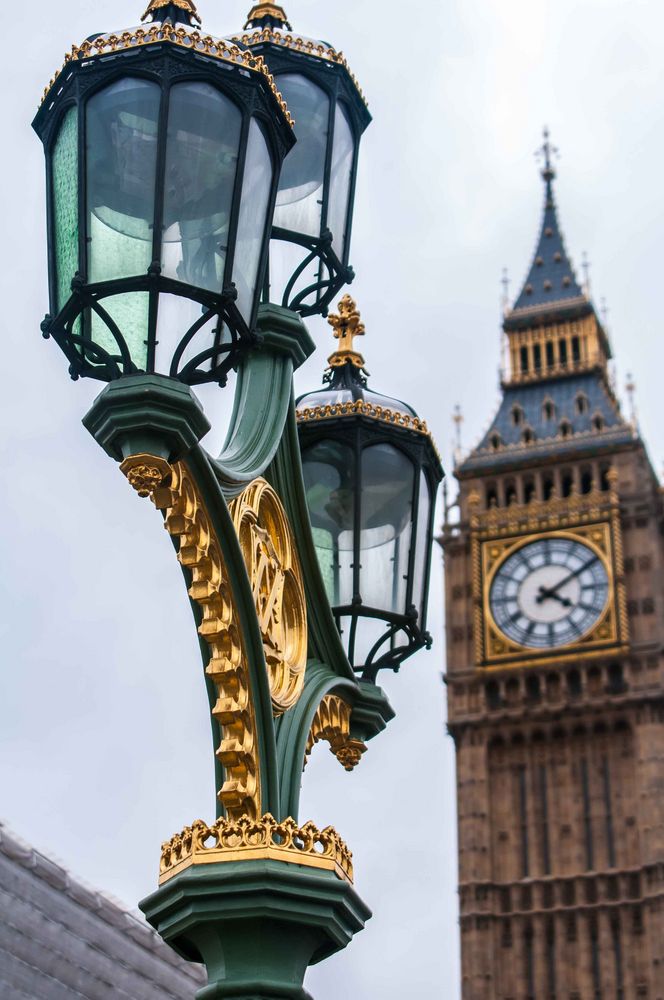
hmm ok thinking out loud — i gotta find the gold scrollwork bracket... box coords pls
[305,694,367,772]
[120,454,261,820]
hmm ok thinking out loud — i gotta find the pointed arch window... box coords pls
[559,419,572,438]
[575,392,589,415]
[542,398,556,421]
[490,432,502,451]
[522,426,535,444]
[592,411,604,431]
[511,404,524,426]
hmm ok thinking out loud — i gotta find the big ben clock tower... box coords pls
[442,134,664,999]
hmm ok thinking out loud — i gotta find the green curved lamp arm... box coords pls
[213,304,315,495]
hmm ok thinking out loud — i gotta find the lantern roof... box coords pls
[232,3,368,112]
[36,12,294,130]
[296,296,440,443]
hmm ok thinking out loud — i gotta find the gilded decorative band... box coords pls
[159,813,354,884]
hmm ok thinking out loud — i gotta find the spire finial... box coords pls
[535,125,559,201]
[582,251,591,296]
[327,295,367,371]
[141,0,201,24]
[452,403,464,466]
[501,267,510,315]
[625,372,637,427]
[244,0,291,30]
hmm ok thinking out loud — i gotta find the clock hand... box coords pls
[536,586,572,607]
[535,555,599,605]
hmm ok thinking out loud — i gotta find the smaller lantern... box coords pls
[234,2,371,317]
[296,297,443,680]
[33,0,294,386]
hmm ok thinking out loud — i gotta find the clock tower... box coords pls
[442,135,664,998]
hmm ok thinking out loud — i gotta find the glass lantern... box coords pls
[296,296,444,680]
[32,0,294,385]
[233,2,371,317]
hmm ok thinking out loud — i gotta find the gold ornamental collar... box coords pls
[141,0,201,23]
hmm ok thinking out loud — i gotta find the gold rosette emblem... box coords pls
[231,479,307,714]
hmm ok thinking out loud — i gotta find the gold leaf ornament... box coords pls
[230,479,307,715]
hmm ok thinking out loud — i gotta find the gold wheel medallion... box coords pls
[230,479,307,715]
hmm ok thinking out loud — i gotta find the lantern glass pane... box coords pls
[327,102,354,259]
[155,294,227,377]
[301,440,355,607]
[412,470,432,618]
[162,82,241,294]
[86,78,161,368]
[233,119,272,322]
[359,444,414,613]
[52,107,79,315]
[273,74,328,238]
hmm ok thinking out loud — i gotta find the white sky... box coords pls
[2,0,664,997]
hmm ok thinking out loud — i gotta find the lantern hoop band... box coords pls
[272,226,352,317]
[41,273,254,385]
[334,601,430,682]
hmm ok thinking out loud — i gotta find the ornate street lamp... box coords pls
[31,2,438,995]
[233,2,371,316]
[33,0,294,386]
[296,296,444,681]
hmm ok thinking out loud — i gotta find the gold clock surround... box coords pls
[469,485,628,669]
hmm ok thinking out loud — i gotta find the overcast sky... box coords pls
[2,0,664,997]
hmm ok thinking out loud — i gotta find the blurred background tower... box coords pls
[441,133,664,998]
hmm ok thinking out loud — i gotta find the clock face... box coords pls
[489,536,610,649]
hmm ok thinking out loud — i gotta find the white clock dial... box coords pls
[489,536,610,649]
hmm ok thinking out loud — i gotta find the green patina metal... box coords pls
[140,860,371,999]
[82,304,394,997]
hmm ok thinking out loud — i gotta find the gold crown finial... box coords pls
[244,0,291,29]
[327,295,367,370]
[141,0,202,23]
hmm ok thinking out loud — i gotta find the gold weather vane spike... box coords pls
[244,0,292,29]
[327,295,367,370]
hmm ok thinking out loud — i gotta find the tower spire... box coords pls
[506,129,585,321]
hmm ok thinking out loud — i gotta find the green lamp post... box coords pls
[32,1,440,997]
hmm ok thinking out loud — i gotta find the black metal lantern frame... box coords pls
[33,30,294,385]
[234,27,371,317]
[297,405,443,682]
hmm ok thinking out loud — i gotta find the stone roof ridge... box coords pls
[506,131,588,323]
[0,818,205,983]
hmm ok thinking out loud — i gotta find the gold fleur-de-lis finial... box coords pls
[327,295,367,370]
